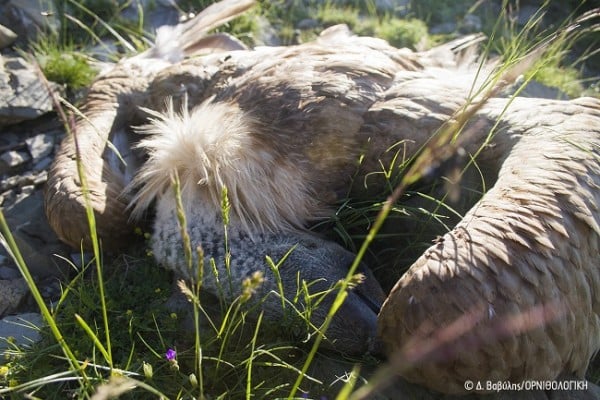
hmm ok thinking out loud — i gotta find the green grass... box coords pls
[0,0,599,399]
[30,37,98,91]
[371,17,429,50]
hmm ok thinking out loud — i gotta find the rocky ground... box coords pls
[0,0,598,398]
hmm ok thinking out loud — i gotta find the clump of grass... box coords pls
[315,4,360,30]
[31,39,98,91]
[54,0,148,50]
[531,63,585,98]
[372,17,429,49]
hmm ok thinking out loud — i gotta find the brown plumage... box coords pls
[378,96,600,393]
[44,0,254,249]
[44,0,600,392]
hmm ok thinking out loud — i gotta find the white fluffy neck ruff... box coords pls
[129,100,317,234]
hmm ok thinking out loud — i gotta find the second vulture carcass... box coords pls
[44,0,600,394]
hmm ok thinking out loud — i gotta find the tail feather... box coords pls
[145,0,256,62]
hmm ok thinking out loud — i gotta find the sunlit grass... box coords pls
[0,0,598,399]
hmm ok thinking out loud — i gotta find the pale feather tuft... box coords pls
[129,99,319,233]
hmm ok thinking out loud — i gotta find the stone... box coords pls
[32,156,52,171]
[517,5,541,27]
[519,81,569,101]
[0,189,15,207]
[430,22,457,34]
[0,56,56,127]
[2,191,70,278]
[2,0,60,42]
[0,174,19,191]
[0,279,28,316]
[20,185,35,196]
[32,169,48,185]
[0,150,30,168]
[121,0,179,34]
[374,0,410,13]
[0,23,17,49]
[0,170,47,191]
[0,266,20,280]
[255,16,281,46]
[460,13,482,33]
[297,18,319,30]
[25,133,55,161]
[0,131,20,149]
[0,313,43,353]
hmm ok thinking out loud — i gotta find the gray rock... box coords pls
[32,156,52,171]
[297,18,320,30]
[4,0,60,40]
[25,133,55,162]
[0,23,17,49]
[0,150,30,169]
[0,266,20,280]
[0,313,43,353]
[255,16,281,46]
[509,80,569,101]
[0,131,20,149]
[121,0,179,34]
[0,278,28,316]
[460,14,482,33]
[0,175,19,191]
[523,81,569,100]
[2,190,70,278]
[430,22,457,34]
[0,56,56,127]
[86,42,120,63]
[374,0,410,13]
[20,185,35,196]
[0,170,47,192]
[517,5,541,27]
[0,190,14,207]
[69,252,94,269]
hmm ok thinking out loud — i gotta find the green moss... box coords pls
[374,18,429,49]
[531,64,585,98]
[315,4,360,30]
[37,50,97,89]
[212,11,263,46]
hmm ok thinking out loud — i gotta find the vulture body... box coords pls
[44,0,600,394]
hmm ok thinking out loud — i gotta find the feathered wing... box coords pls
[45,0,256,250]
[378,96,600,394]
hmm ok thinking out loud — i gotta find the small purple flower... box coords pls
[165,348,176,361]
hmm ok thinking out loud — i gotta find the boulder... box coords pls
[0,278,28,316]
[0,150,30,172]
[0,313,43,354]
[25,132,54,162]
[0,23,17,49]
[0,56,55,127]
[0,0,59,44]
[2,190,70,278]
